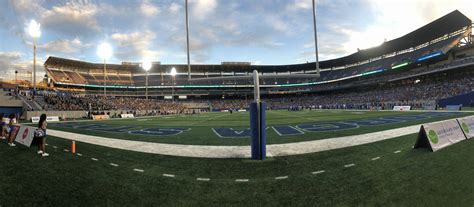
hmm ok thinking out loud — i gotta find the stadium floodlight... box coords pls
[97,43,113,97]
[97,43,112,60]
[170,67,177,103]
[28,19,41,96]
[142,61,152,100]
[28,20,41,38]
[170,67,177,77]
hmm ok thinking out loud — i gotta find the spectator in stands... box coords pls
[34,114,49,157]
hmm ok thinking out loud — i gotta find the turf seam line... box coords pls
[163,174,175,178]
[196,178,210,181]
[344,163,356,168]
[133,169,144,173]
[235,179,249,182]
[110,163,119,167]
[275,176,289,180]
[312,170,325,175]
[371,157,381,161]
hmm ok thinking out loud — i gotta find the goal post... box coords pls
[250,70,266,160]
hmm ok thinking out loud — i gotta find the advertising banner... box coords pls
[92,115,110,120]
[414,119,466,152]
[120,114,134,118]
[14,126,35,147]
[457,116,474,139]
[31,116,60,123]
[393,106,411,111]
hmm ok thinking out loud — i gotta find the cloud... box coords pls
[39,38,90,54]
[286,0,313,11]
[189,0,217,20]
[40,1,100,36]
[111,31,163,61]
[0,52,44,80]
[141,0,160,17]
[168,2,182,14]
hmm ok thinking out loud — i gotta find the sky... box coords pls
[0,0,473,80]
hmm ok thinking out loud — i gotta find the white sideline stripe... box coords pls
[163,174,175,178]
[394,150,402,154]
[76,153,83,156]
[63,149,69,152]
[110,163,119,167]
[371,157,381,161]
[91,158,99,161]
[235,179,249,182]
[196,178,210,181]
[275,176,288,180]
[312,170,325,175]
[46,116,465,158]
[134,169,144,173]
[344,163,356,168]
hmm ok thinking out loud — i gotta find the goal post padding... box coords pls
[250,102,266,160]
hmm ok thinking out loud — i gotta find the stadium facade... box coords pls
[43,11,473,104]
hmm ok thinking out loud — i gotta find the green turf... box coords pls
[1,132,474,206]
[46,110,472,145]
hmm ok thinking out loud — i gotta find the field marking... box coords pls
[47,114,466,158]
[63,149,69,152]
[76,153,83,156]
[91,158,99,161]
[268,110,319,122]
[312,170,325,175]
[133,169,144,173]
[344,163,356,168]
[275,176,288,180]
[235,179,249,182]
[163,174,175,178]
[52,146,58,149]
[211,128,250,138]
[196,178,210,181]
[271,126,305,136]
[109,163,119,167]
[394,150,402,154]
[189,113,229,126]
[371,157,381,161]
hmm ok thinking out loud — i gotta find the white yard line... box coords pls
[189,113,230,126]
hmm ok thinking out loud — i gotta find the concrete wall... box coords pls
[0,91,23,107]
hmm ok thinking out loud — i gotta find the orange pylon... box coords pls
[72,141,76,154]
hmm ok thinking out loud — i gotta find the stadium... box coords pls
[1,1,474,206]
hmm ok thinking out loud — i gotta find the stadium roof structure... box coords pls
[317,10,472,68]
[44,10,471,73]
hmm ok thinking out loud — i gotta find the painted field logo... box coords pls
[461,122,470,133]
[428,130,439,144]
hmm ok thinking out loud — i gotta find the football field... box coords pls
[2,110,474,206]
[47,110,468,145]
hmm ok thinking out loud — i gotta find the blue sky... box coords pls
[0,0,473,80]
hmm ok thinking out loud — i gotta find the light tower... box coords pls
[97,43,113,97]
[28,20,41,96]
[170,67,177,103]
[142,61,152,100]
